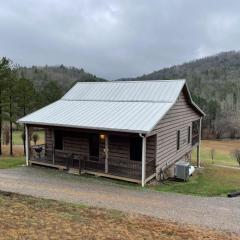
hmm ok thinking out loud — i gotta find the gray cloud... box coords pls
[0,0,240,79]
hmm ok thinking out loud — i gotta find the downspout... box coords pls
[197,117,202,168]
[139,133,146,187]
[25,124,29,166]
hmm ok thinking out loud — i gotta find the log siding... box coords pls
[152,90,201,174]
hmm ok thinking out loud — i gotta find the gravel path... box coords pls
[0,166,239,234]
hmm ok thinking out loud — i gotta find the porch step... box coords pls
[68,168,80,175]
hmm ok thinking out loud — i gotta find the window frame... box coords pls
[177,130,180,150]
[188,126,191,144]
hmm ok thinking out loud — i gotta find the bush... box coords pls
[232,149,240,167]
[32,133,39,145]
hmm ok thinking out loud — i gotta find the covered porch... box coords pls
[26,125,156,185]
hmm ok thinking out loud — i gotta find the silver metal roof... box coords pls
[63,80,185,102]
[18,80,203,133]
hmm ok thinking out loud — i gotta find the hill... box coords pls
[17,65,107,91]
[120,51,240,138]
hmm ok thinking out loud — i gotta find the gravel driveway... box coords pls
[0,166,239,234]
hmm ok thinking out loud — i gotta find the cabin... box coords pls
[18,80,205,186]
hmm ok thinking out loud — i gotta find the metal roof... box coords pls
[63,80,185,102]
[18,80,204,133]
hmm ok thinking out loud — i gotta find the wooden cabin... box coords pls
[18,80,205,186]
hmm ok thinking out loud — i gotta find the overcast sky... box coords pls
[0,0,240,79]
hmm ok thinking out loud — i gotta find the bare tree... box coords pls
[2,125,10,145]
[210,148,215,164]
[232,149,240,167]
[32,133,39,145]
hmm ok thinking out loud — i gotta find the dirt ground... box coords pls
[0,191,239,240]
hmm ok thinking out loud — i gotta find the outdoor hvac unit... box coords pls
[174,161,190,181]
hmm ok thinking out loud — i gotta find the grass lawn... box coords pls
[150,140,240,196]
[0,191,238,240]
[0,157,25,169]
[150,165,240,196]
[192,140,240,167]
[13,130,45,145]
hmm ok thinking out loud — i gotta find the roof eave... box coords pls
[18,120,148,134]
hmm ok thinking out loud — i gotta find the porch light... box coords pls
[100,134,105,140]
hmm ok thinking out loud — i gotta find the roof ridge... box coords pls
[75,79,186,84]
[61,99,173,103]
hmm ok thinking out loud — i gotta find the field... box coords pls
[192,140,240,167]
[0,191,238,240]
[12,130,45,145]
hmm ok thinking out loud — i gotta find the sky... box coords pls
[0,0,240,79]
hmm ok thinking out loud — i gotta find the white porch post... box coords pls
[105,134,109,173]
[25,124,29,166]
[141,135,146,187]
[197,117,202,168]
[52,129,55,165]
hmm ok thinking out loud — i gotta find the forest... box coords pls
[120,51,240,139]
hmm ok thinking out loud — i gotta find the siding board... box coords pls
[152,90,201,174]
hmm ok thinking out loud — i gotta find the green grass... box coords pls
[192,147,237,167]
[0,157,25,169]
[150,165,240,196]
[13,130,45,145]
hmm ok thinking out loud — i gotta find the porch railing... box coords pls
[29,147,156,180]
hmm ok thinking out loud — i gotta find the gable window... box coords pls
[130,137,142,161]
[54,130,63,150]
[188,126,191,144]
[89,134,99,161]
[177,130,180,150]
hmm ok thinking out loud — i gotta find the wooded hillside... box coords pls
[18,65,106,91]
[121,51,240,139]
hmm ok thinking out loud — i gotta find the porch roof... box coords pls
[18,80,204,133]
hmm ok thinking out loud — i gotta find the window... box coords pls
[177,130,180,150]
[130,137,142,161]
[54,131,63,150]
[89,134,99,160]
[188,126,191,144]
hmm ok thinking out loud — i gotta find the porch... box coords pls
[26,125,156,185]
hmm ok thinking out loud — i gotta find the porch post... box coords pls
[25,124,29,166]
[141,135,146,187]
[52,129,55,165]
[105,134,109,173]
[197,117,202,168]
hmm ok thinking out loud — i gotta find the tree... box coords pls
[32,133,39,145]
[15,77,36,155]
[232,149,240,167]
[0,57,11,155]
[210,148,215,164]
[39,80,63,107]
[3,69,18,156]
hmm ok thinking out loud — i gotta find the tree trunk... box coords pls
[9,95,13,156]
[23,105,26,156]
[0,95,2,156]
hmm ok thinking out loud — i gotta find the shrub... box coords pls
[32,133,39,145]
[232,149,240,167]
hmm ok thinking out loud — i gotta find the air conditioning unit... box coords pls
[174,160,190,181]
